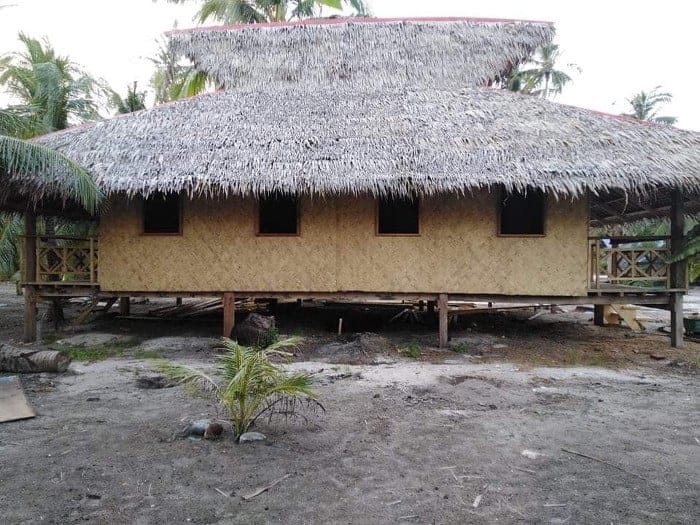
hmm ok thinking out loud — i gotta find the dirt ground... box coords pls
[1,284,699,524]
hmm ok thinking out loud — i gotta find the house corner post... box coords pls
[593,305,605,326]
[438,293,449,348]
[223,293,235,338]
[670,188,685,348]
[22,212,37,343]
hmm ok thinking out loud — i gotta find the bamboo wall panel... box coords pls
[98,191,588,296]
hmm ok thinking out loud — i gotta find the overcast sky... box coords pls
[1,0,697,130]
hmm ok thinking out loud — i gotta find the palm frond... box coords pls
[0,212,23,276]
[0,135,102,213]
[154,359,219,395]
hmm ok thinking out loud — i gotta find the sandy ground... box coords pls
[1,284,699,524]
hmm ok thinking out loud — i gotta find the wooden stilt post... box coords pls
[223,293,235,338]
[176,297,182,306]
[593,305,605,326]
[438,293,449,348]
[670,188,685,348]
[23,212,37,343]
[119,297,130,316]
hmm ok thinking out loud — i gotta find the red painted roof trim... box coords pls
[167,16,553,35]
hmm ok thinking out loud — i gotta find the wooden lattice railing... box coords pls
[29,236,98,284]
[589,236,671,291]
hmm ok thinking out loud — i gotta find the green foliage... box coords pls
[452,341,470,354]
[162,0,370,24]
[0,133,103,213]
[157,336,321,438]
[0,213,22,277]
[149,37,211,103]
[668,222,700,282]
[623,86,677,125]
[399,343,421,359]
[0,33,110,134]
[59,339,142,362]
[111,82,147,114]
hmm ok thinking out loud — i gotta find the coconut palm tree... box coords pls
[0,109,102,276]
[623,87,677,125]
[514,43,573,99]
[111,82,147,114]
[150,37,210,103]
[158,336,322,439]
[165,0,369,24]
[0,33,108,134]
[0,34,104,307]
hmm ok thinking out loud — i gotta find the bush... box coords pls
[157,337,322,438]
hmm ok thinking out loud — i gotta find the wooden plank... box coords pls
[438,293,449,348]
[223,293,235,338]
[0,376,35,423]
[73,295,101,325]
[670,293,684,348]
[670,189,685,348]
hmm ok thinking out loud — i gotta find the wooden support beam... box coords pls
[670,293,684,348]
[176,297,183,306]
[593,304,605,326]
[223,293,235,338]
[438,293,449,348]
[670,188,685,348]
[119,296,130,316]
[22,213,37,343]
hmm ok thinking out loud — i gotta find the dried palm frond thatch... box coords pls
[168,17,555,90]
[35,85,700,200]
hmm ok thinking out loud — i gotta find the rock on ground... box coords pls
[239,432,267,443]
[234,313,276,347]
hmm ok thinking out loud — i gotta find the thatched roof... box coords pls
[35,85,700,203]
[168,17,555,90]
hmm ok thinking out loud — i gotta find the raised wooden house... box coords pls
[5,18,700,346]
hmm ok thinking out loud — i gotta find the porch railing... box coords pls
[588,236,672,291]
[22,236,98,285]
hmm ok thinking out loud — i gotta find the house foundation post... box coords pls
[119,297,130,316]
[223,293,235,338]
[593,305,605,326]
[22,212,37,343]
[438,293,449,348]
[670,188,685,348]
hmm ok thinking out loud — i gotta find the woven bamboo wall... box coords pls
[98,191,588,295]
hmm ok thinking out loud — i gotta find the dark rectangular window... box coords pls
[258,193,299,235]
[499,189,545,235]
[143,192,181,234]
[377,196,419,235]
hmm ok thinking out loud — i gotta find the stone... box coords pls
[238,432,267,443]
[179,419,223,439]
[234,313,276,347]
[135,375,176,389]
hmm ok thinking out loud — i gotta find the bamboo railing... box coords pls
[588,236,672,291]
[22,236,98,285]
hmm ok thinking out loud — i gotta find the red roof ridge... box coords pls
[167,16,553,35]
